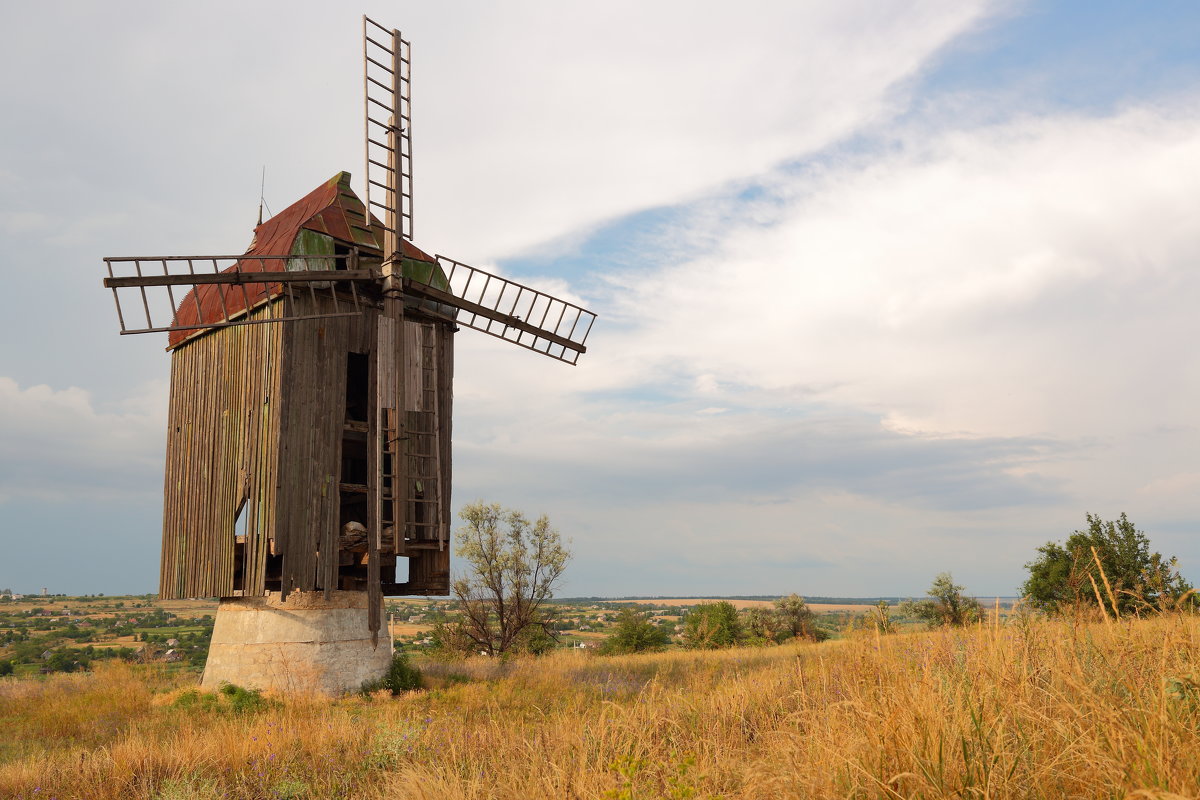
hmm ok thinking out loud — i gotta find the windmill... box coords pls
[102,17,596,693]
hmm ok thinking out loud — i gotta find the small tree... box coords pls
[868,600,895,634]
[741,607,780,645]
[901,573,981,628]
[773,594,815,640]
[599,607,670,655]
[682,602,743,649]
[444,502,570,657]
[1022,513,1193,614]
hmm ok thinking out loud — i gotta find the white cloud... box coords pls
[4,2,1198,594]
[442,101,1200,593]
[0,378,166,503]
[602,104,1200,442]
[0,1,1000,262]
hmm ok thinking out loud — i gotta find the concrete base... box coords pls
[202,590,391,695]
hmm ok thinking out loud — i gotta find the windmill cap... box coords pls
[168,172,435,349]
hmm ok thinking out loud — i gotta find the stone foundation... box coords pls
[201,590,391,695]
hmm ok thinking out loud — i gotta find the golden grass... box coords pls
[1,614,1198,799]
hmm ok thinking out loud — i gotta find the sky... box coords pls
[1,1,1198,598]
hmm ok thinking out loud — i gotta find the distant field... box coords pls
[608,597,876,612]
[157,599,218,615]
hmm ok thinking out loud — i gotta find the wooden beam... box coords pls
[401,278,586,354]
[104,270,376,289]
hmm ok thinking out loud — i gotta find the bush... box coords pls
[45,648,89,673]
[0,660,12,676]
[900,573,982,628]
[599,607,670,655]
[773,594,816,640]
[681,602,743,649]
[1023,513,1194,614]
[170,684,275,714]
[363,652,423,695]
[219,682,272,713]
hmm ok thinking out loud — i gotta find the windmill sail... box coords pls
[410,255,597,365]
[103,254,374,337]
[363,15,413,250]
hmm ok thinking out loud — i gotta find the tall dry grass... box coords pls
[1,613,1198,799]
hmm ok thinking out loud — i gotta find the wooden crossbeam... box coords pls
[401,278,586,354]
[103,270,376,289]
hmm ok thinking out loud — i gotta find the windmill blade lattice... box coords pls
[363,15,413,248]
[103,254,372,337]
[409,255,597,365]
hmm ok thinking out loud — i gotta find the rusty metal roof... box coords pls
[168,172,435,349]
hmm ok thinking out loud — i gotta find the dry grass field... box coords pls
[1,613,1198,799]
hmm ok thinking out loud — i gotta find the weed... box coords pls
[170,682,275,715]
[269,777,309,799]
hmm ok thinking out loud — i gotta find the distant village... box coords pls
[0,590,902,676]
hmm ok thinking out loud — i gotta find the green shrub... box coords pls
[599,607,670,655]
[172,683,273,714]
[219,681,271,713]
[681,602,743,649]
[363,652,423,695]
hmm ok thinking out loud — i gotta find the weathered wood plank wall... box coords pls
[276,297,372,600]
[160,294,453,602]
[160,303,282,599]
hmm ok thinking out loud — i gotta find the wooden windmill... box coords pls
[102,17,595,688]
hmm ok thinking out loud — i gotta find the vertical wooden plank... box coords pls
[364,311,379,606]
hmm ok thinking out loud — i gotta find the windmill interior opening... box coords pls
[338,351,377,592]
[231,500,248,593]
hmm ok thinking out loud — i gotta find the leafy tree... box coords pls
[900,573,981,628]
[45,649,88,673]
[0,660,13,676]
[741,607,780,645]
[682,602,743,649]
[1022,513,1193,614]
[442,502,570,657]
[599,607,670,655]
[773,594,816,640]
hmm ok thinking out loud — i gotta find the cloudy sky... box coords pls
[2,1,1197,598]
